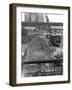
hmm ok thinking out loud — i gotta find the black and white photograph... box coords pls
[9,4,70,86]
[21,12,63,77]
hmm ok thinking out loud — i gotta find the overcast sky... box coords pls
[21,13,64,23]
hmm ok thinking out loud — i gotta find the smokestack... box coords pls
[45,13,49,22]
